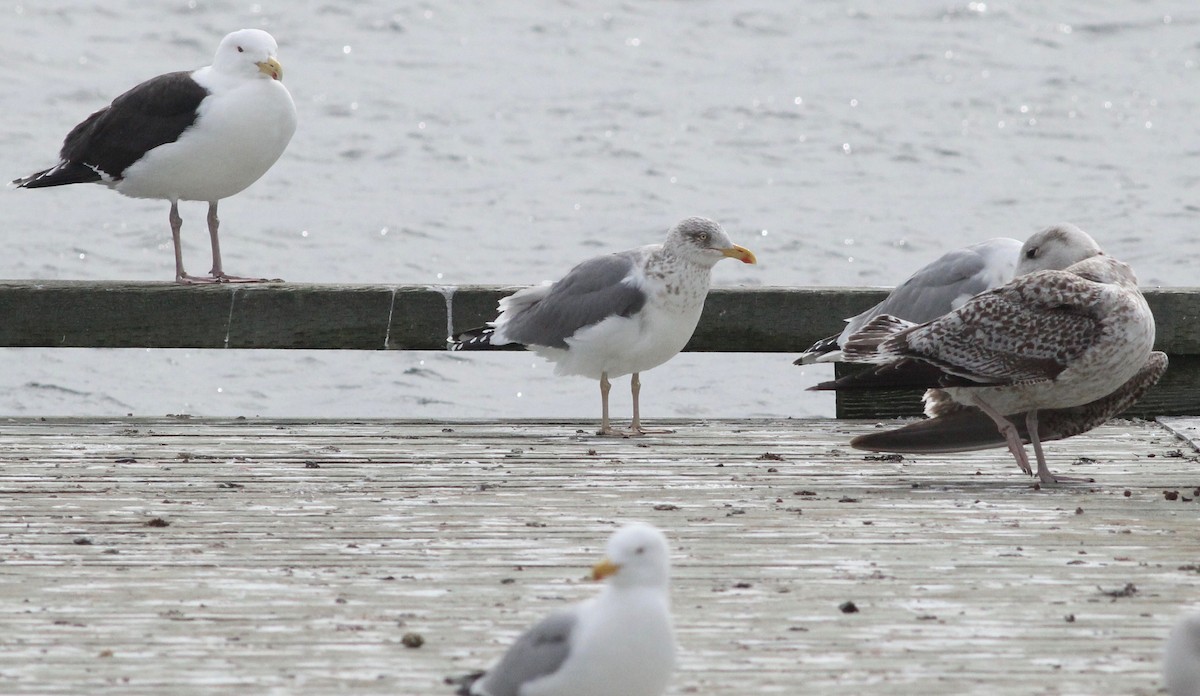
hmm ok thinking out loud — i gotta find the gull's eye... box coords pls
[635,546,645,555]
[237,46,244,53]
[697,232,709,243]
[1025,247,1038,259]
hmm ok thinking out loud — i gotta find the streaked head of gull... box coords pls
[1015,223,1103,275]
[664,217,757,267]
[591,522,671,589]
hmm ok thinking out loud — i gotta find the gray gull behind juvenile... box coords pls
[796,223,1103,364]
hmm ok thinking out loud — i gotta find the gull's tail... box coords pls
[449,327,524,351]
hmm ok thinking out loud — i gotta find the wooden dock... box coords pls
[2,416,1198,695]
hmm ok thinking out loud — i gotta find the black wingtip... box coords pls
[13,162,102,189]
[794,334,841,365]
[449,327,526,352]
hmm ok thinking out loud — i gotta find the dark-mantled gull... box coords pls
[452,217,757,436]
[795,223,1104,364]
[1165,612,1200,696]
[13,30,296,284]
[450,522,676,696]
[811,254,1156,483]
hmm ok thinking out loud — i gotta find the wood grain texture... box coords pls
[0,417,1197,695]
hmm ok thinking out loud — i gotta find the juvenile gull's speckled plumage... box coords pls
[812,254,1156,483]
[450,522,677,696]
[795,223,1104,364]
[452,217,756,436]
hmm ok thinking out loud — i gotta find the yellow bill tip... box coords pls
[257,57,283,81]
[722,244,757,264]
[591,558,620,581]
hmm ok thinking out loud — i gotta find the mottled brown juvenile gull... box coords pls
[449,522,676,696]
[1164,612,1200,696]
[796,223,1103,364]
[13,30,296,284]
[811,254,1156,483]
[452,217,756,436]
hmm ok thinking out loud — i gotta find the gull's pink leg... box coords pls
[596,373,624,437]
[967,393,1033,477]
[628,373,674,435]
[1027,410,1093,484]
[206,201,280,283]
[173,201,221,285]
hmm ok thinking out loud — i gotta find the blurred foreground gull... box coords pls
[811,254,1158,484]
[796,223,1103,364]
[1165,612,1200,696]
[450,522,677,696]
[451,217,756,436]
[13,29,297,284]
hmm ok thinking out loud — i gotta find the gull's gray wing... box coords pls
[472,609,576,696]
[840,238,1022,341]
[496,250,648,349]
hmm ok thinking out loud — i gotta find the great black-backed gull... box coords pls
[795,223,1103,364]
[448,522,676,696]
[451,217,757,436]
[13,29,297,284]
[811,254,1156,484]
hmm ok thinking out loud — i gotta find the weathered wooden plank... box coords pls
[2,282,1198,418]
[4,282,1198,353]
[0,417,1196,695]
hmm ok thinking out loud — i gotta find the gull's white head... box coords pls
[591,522,671,590]
[1164,612,1200,696]
[665,217,757,267]
[212,29,284,81]
[1015,223,1103,276]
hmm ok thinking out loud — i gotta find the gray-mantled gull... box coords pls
[450,522,676,696]
[795,223,1103,364]
[13,30,296,284]
[451,217,756,436]
[810,254,1156,484]
[1165,612,1200,696]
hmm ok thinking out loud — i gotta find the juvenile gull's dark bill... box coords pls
[448,522,677,696]
[811,254,1157,484]
[451,217,756,436]
[795,223,1103,364]
[13,29,297,284]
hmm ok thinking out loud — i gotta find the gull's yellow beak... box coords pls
[257,57,284,81]
[591,558,620,581]
[721,244,757,264]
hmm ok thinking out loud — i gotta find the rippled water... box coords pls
[3,1,1197,418]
